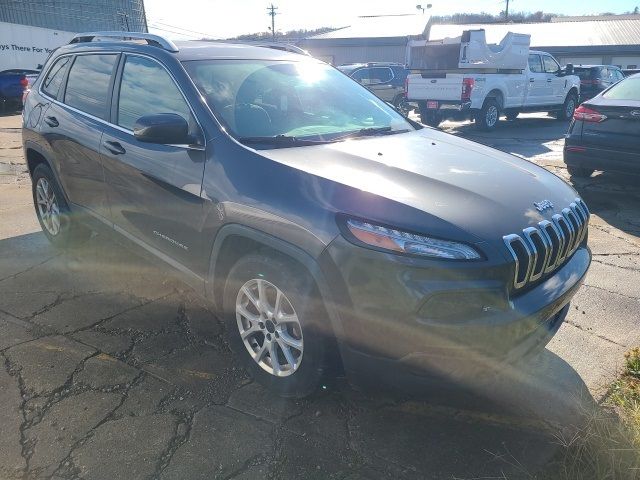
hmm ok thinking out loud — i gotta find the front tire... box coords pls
[566,165,594,179]
[557,92,578,121]
[31,164,90,248]
[476,98,500,131]
[223,253,326,398]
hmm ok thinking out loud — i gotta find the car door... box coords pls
[100,53,207,276]
[541,54,564,104]
[39,53,118,220]
[525,54,551,105]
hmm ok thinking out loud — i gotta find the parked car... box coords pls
[0,68,39,112]
[573,65,625,103]
[338,62,409,112]
[23,32,591,398]
[564,73,640,178]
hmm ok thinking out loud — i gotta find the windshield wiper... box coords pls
[238,135,332,147]
[332,126,409,141]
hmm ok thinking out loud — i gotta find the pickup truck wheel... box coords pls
[566,165,594,178]
[557,93,578,121]
[476,99,500,131]
[31,164,91,248]
[223,253,326,398]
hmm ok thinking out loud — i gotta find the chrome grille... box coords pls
[503,198,589,289]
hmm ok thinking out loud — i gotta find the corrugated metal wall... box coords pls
[305,45,407,66]
[0,0,147,33]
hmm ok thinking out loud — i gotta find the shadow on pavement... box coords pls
[0,229,617,479]
[573,172,640,240]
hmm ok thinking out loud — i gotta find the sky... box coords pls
[144,0,640,39]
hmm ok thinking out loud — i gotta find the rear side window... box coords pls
[528,55,543,73]
[64,54,118,119]
[41,57,71,100]
[603,77,640,101]
[117,55,193,131]
[369,67,393,84]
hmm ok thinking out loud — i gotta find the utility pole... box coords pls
[505,0,510,21]
[267,3,278,40]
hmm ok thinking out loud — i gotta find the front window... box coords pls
[182,59,414,146]
[117,55,193,131]
[542,55,560,74]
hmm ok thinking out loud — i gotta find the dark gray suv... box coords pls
[22,32,591,398]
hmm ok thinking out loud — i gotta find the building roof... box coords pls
[428,19,640,48]
[311,14,429,39]
[550,14,640,22]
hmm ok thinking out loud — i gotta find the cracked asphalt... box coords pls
[1,112,639,480]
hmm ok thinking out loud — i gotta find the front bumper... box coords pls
[320,236,591,388]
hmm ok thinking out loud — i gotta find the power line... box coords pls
[148,20,217,38]
[267,3,278,40]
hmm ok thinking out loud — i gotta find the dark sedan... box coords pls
[564,73,640,178]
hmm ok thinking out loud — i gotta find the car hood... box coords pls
[258,128,580,243]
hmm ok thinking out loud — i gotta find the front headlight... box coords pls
[345,218,482,260]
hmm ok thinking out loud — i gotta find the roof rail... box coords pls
[69,32,179,53]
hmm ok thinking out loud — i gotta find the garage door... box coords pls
[559,57,603,66]
[611,56,640,69]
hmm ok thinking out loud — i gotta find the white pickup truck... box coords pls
[406,30,581,130]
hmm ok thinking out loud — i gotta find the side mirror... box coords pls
[565,63,574,75]
[133,113,193,145]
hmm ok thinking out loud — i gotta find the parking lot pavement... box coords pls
[1,112,639,479]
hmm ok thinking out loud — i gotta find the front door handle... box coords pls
[529,78,535,82]
[44,115,58,127]
[547,78,553,83]
[103,140,126,155]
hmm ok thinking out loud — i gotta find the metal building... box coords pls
[299,14,429,65]
[0,0,147,33]
[301,14,640,69]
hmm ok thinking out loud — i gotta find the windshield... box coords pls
[603,76,640,100]
[182,59,413,145]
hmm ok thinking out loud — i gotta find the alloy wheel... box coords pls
[236,278,304,377]
[486,105,498,127]
[35,177,61,236]
[566,98,576,118]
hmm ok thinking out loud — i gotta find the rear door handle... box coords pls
[44,115,58,127]
[529,78,535,82]
[547,78,553,83]
[103,140,126,155]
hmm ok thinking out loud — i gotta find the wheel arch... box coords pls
[206,224,347,345]
[24,141,70,204]
[485,88,505,109]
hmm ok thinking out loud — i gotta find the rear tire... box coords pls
[31,164,91,249]
[566,165,594,179]
[557,92,578,121]
[223,253,327,398]
[505,109,519,121]
[476,98,500,131]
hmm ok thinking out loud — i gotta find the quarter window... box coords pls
[528,55,543,73]
[42,56,71,100]
[64,54,118,119]
[117,55,192,131]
